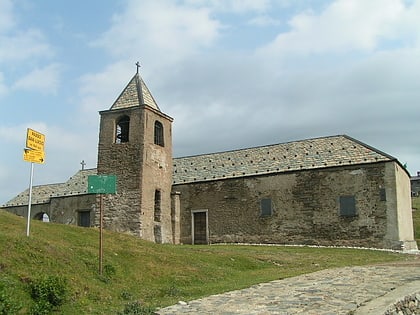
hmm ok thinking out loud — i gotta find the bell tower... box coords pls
[96,69,174,243]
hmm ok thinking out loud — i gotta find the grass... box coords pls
[0,209,418,314]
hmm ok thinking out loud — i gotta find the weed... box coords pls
[118,301,157,315]
[0,281,22,315]
[29,275,68,314]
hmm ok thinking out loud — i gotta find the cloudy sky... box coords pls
[0,0,419,204]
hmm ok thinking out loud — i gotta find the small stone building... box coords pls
[2,72,417,251]
[411,172,420,196]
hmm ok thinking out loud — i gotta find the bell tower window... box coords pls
[154,121,164,147]
[116,115,130,143]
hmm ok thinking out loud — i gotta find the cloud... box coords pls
[184,0,272,13]
[94,0,221,65]
[248,14,282,27]
[0,0,14,31]
[0,1,53,64]
[0,73,7,97]
[12,64,61,94]
[0,29,53,64]
[78,61,133,117]
[259,0,416,56]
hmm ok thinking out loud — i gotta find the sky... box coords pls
[1,0,420,205]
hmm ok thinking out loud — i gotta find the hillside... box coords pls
[0,209,417,314]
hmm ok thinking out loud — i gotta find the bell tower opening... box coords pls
[115,115,130,143]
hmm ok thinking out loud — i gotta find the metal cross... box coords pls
[135,61,141,74]
[80,160,86,170]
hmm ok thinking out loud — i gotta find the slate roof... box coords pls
[2,135,398,207]
[110,73,160,111]
[2,169,96,207]
[172,135,395,185]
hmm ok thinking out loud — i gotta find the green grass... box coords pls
[0,210,418,314]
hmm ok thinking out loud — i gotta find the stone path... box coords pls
[157,260,420,315]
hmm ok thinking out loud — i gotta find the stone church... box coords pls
[2,72,417,251]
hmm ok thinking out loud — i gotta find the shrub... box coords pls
[0,281,22,315]
[29,276,68,314]
[118,301,157,315]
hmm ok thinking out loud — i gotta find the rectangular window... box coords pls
[78,211,91,227]
[154,190,161,222]
[380,188,386,201]
[339,196,357,217]
[260,198,273,217]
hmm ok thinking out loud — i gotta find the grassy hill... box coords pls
[0,209,418,314]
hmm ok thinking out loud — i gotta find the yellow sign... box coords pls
[26,128,45,152]
[23,149,45,164]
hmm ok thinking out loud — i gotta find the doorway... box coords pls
[192,210,208,245]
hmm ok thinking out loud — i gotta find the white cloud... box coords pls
[12,64,61,94]
[0,0,14,31]
[94,0,221,65]
[184,0,272,13]
[0,1,53,64]
[0,29,52,63]
[260,0,415,56]
[78,61,133,116]
[0,72,7,96]
[248,14,282,26]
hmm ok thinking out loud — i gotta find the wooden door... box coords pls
[193,211,208,244]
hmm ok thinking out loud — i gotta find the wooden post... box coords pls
[99,194,104,275]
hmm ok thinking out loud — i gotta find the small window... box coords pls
[339,196,357,217]
[260,198,273,217]
[116,115,130,143]
[380,188,386,201]
[154,121,164,146]
[154,190,161,222]
[78,211,91,227]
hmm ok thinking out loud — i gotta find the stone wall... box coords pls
[97,105,174,243]
[2,194,96,226]
[174,162,406,248]
[49,194,96,225]
[97,107,145,237]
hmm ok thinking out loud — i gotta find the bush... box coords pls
[0,281,22,315]
[29,276,68,314]
[118,301,157,315]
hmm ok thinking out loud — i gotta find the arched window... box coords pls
[116,115,130,143]
[154,121,164,147]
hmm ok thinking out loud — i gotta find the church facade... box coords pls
[2,72,417,251]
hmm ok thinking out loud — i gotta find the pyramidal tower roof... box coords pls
[110,72,160,111]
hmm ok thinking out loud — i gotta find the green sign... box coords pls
[88,175,117,194]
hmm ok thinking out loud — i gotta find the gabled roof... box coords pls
[2,169,96,207]
[172,135,396,185]
[110,73,160,111]
[2,135,401,206]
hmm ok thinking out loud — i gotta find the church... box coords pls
[2,71,417,251]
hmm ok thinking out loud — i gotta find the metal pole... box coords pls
[99,194,104,275]
[26,162,34,237]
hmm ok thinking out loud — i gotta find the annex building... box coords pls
[2,72,417,251]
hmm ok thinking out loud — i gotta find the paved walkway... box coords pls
[157,260,420,315]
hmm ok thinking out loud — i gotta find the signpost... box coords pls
[23,149,45,164]
[23,128,46,237]
[88,175,117,275]
[26,128,45,151]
